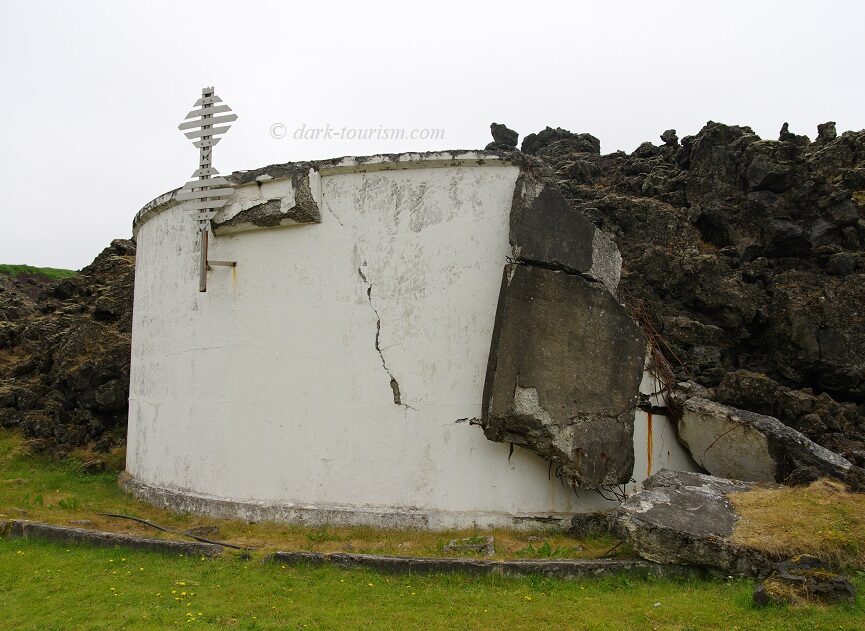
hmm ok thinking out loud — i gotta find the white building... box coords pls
[125,151,696,530]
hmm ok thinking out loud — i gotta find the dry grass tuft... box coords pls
[730,479,865,568]
[760,577,813,607]
[69,444,127,473]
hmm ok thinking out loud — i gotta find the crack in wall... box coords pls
[514,257,606,287]
[325,204,346,228]
[357,267,405,407]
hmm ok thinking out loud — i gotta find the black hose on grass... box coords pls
[96,512,251,550]
[598,540,623,558]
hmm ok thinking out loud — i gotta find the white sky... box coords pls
[2,0,864,269]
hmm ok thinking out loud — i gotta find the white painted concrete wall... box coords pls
[127,154,698,529]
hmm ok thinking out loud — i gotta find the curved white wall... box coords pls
[127,153,696,529]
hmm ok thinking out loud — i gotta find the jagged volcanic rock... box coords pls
[523,121,865,465]
[0,240,135,461]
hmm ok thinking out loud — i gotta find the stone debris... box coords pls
[521,126,601,156]
[485,122,519,151]
[508,172,622,293]
[214,167,321,234]
[566,512,614,539]
[482,172,646,488]
[2,519,223,557]
[753,555,856,606]
[660,129,679,148]
[269,550,695,579]
[671,392,852,483]
[611,470,772,576]
[816,121,837,143]
[483,263,645,487]
[442,536,495,557]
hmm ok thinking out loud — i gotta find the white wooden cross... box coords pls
[177,87,237,292]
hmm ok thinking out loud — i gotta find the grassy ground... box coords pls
[1,538,863,630]
[2,430,865,629]
[0,430,616,560]
[730,479,865,569]
[0,263,77,279]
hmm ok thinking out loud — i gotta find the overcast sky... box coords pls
[2,0,864,269]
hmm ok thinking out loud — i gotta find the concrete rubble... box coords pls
[671,391,853,483]
[611,470,771,576]
[442,536,495,557]
[753,554,856,606]
[214,167,321,234]
[482,173,647,487]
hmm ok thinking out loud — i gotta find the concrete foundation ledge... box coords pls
[120,474,573,531]
[266,551,703,580]
[0,520,223,557]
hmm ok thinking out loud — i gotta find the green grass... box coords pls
[1,429,865,628]
[0,263,77,279]
[1,539,863,630]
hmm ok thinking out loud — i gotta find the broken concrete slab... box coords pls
[612,470,772,577]
[509,174,622,294]
[442,535,495,557]
[267,550,700,579]
[1,520,224,557]
[482,263,646,487]
[213,167,321,234]
[673,395,853,483]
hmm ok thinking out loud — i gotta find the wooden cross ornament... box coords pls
[177,87,237,292]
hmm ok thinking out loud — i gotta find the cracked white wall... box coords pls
[632,368,700,494]
[127,157,696,529]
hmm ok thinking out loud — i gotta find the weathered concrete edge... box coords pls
[0,520,223,557]
[266,550,705,579]
[120,473,572,531]
[133,149,516,233]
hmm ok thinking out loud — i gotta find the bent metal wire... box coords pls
[177,87,237,292]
